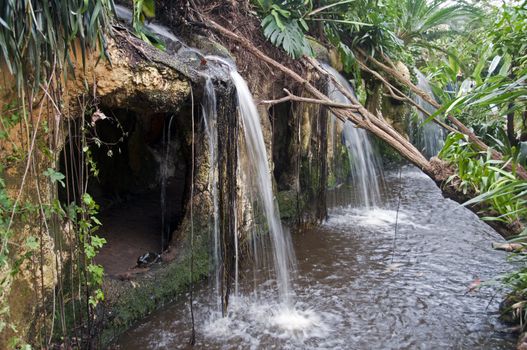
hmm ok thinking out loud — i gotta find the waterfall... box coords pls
[114,5,179,43]
[411,70,444,158]
[204,55,296,305]
[230,69,296,305]
[322,64,383,209]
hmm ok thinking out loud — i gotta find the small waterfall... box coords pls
[230,69,296,305]
[114,5,179,43]
[202,78,222,311]
[322,64,383,209]
[411,70,444,158]
[204,55,296,305]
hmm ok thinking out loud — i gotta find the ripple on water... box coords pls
[326,206,431,231]
[115,167,516,350]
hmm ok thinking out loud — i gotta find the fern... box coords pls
[262,15,313,59]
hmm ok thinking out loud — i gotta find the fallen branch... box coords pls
[306,57,427,162]
[259,88,360,114]
[356,58,457,134]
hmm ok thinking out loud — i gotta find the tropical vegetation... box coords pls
[0,0,526,347]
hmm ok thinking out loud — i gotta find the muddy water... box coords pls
[115,167,515,349]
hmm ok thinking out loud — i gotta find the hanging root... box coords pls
[188,84,196,346]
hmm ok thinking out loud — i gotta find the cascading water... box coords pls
[196,57,320,345]
[410,70,444,158]
[229,65,296,305]
[202,55,296,306]
[115,5,179,43]
[322,64,383,209]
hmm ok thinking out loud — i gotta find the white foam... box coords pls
[201,297,331,348]
[326,206,430,231]
[271,308,321,332]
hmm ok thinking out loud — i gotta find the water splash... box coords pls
[322,64,383,209]
[409,70,444,158]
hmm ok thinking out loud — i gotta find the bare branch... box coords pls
[259,88,361,111]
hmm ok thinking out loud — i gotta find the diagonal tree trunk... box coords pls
[357,50,527,180]
[200,17,524,238]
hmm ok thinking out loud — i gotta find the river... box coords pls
[115,166,515,349]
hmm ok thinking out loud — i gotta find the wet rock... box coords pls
[518,332,527,350]
[136,252,162,268]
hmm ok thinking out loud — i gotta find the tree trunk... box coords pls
[507,103,517,147]
[358,50,527,180]
[520,110,527,142]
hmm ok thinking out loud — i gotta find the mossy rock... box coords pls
[307,37,329,62]
[277,190,303,222]
[97,218,211,345]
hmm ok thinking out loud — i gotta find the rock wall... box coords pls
[0,9,353,348]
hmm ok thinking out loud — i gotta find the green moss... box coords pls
[373,136,405,169]
[307,37,329,61]
[99,223,210,346]
[277,190,305,222]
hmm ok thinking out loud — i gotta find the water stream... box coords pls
[160,116,175,251]
[116,166,515,349]
[323,64,383,208]
[409,70,445,158]
[115,5,179,43]
[230,68,296,304]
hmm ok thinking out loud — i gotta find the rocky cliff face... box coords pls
[0,7,348,346]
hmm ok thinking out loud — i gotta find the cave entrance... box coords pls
[59,106,191,277]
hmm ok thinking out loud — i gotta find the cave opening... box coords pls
[59,104,192,277]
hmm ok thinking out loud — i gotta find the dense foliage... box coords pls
[253,0,527,331]
[0,0,113,92]
[0,0,526,347]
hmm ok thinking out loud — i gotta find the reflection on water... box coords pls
[115,166,515,349]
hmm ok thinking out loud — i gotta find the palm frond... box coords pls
[0,0,114,92]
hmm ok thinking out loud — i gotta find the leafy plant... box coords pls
[439,132,526,223]
[76,193,106,308]
[262,14,313,58]
[131,0,165,49]
[258,2,313,58]
[0,0,113,92]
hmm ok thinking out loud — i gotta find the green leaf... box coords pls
[141,0,155,18]
[25,236,39,251]
[262,16,312,59]
[43,168,65,188]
